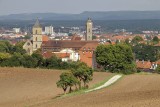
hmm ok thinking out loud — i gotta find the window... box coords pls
[36,44,37,48]
[36,37,37,41]
[27,42,30,46]
[35,30,38,34]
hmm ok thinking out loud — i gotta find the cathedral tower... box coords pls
[32,18,43,51]
[86,18,93,41]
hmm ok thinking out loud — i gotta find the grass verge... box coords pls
[60,73,123,98]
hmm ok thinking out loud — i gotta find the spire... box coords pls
[33,17,42,28]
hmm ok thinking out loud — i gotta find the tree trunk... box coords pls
[69,87,72,93]
[75,84,78,91]
[79,82,81,89]
[63,87,67,95]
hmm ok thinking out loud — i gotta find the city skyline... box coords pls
[0,0,160,15]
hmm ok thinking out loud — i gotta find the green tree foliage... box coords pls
[0,52,11,62]
[125,39,130,45]
[24,35,31,39]
[152,36,159,45]
[96,44,136,74]
[31,53,44,67]
[11,42,26,55]
[45,56,62,69]
[1,53,24,67]
[132,44,160,62]
[22,54,37,68]
[92,35,96,39]
[156,65,160,74]
[57,71,79,94]
[0,41,12,53]
[71,64,93,88]
[131,36,143,45]
[57,63,93,94]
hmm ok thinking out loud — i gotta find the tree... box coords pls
[11,41,26,55]
[152,36,159,45]
[96,44,136,74]
[92,35,96,39]
[0,41,13,53]
[132,44,160,62]
[45,56,62,69]
[57,71,79,94]
[125,39,130,45]
[22,54,37,68]
[31,53,44,67]
[0,52,11,62]
[131,36,143,45]
[24,35,31,39]
[156,65,160,74]
[1,53,24,67]
[71,64,93,88]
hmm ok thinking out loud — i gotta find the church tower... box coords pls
[32,18,43,51]
[86,18,93,41]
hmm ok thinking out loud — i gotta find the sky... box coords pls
[0,0,160,15]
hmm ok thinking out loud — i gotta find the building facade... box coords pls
[32,18,43,51]
[13,28,21,34]
[23,18,49,54]
[86,18,93,41]
[45,26,54,35]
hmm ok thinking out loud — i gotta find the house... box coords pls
[136,60,157,72]
[42,51,71,62]
[41,40,99,67]
[78,42,99,68]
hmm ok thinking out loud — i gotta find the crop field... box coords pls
[0,67,111,107]
[35,74,160,107]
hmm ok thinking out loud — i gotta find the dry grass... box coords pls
[0,67,111,107]
[35,74,160,107]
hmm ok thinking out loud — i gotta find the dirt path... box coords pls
[35,74,160,107]
[0,67,111,107]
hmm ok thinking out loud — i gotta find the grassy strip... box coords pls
[136,72,154,75]
[28,73,123,107]
[60,73,123,98]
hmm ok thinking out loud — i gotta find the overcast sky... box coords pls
[0,0,160,15]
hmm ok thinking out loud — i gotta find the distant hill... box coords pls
[1,11,160,20]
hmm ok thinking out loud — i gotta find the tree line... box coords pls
[0,40,86,70]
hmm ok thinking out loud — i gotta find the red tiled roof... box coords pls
[42,40,98,48]
[136,61,152,69]
[42,51,70,59]
[42,35,49,42]
[71,35,82,41]
[79,42,99,51]
[54,53,70,58]
[42,51,54,58]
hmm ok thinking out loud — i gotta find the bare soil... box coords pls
[0,67,111,107]
[35,74,160,107]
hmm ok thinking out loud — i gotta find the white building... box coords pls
[45,26,54,35]
[13,28,21,33]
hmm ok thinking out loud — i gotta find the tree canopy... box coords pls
[96,44,136,74]
[152,36,159,45]
[131,36,143,45]
[132,44,160,62]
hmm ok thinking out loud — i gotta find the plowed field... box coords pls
[0,67,111,107]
